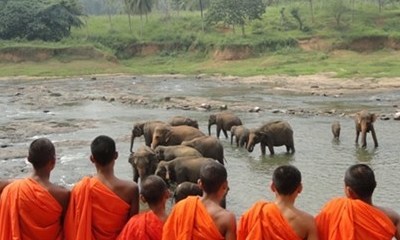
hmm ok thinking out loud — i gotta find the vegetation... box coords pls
[0,0,83,41]
[1,0,400,78]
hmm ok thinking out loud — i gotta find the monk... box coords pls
[117,175,170,240]
[162,160,236,240]
[0,137,70,240]
[316,163,400,240]
[237,165,318,240]
[64,135,140,240]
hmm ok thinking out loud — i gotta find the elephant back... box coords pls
[260,120,293,135]
[181,136,224,165]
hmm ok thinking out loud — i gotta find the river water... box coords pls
[1,75,399,218]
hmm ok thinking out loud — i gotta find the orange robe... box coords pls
[117,211,163,240]
[162,196,224,240]
[237,201,302,240]
[316,197,396,240]
[0,178,63,240]
[64,176,130,240]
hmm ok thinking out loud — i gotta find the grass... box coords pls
[1,1,400,78]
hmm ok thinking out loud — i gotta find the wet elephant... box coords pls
[128,145,158,183]
[208,112,242,139]
[168,116,199,129]
[130,120,168,152]
[331,121,341,139]
[173,181,202,203]
[155,157,217,185]
[154,145,203,161]
[181,135,224,165]
[247,120,295,155]
[150,125,205,149]
[355,110,378,148]
[230,125,250,148]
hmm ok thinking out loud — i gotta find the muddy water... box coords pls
[1,76,399,217]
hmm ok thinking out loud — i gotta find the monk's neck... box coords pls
[201,193,222,205]
[151,204,168,222]
[274,194,296,208]
[31,169,51,182]
[95,166,115,178]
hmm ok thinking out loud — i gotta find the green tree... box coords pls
[0,0,83,41]
[206,0,265,35]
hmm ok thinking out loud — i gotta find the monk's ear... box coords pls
[345,186,357,199]
[90,155,95,163]
[297,183,303,194]
[270,182,277,193]
[197,179,204,191]
[114,151,118,161]
[140,194,147,203]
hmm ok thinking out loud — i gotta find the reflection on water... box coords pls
[1,77,399,218]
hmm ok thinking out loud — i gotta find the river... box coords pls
[1,75,399,217]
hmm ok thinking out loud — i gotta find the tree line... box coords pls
[0,0,399,42]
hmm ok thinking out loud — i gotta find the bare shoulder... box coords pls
[48,183,71,210]
[115,178,139,204]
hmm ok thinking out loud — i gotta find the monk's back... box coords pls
[202,199,236,239]
[279,205,315,239]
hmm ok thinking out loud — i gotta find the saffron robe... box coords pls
[0,178,63,240]
[316,197,396,240]
[237,201,302,240]
[117,211,163,240]
[162,196,224,240]
[64,177,130,240]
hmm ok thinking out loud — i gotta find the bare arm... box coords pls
[224,212,237,240]
[306,217,319,240]
[129,184,140,217]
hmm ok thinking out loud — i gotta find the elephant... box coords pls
[355,110,378,148]
[155,156,217,185]
[154,145,203,161]
[230,125,250,148]
[130,120,168,152]
[150,125,205,149]
[181,135,224,165]
[128,145,158,183]
[173,181,202,203]
[208,112,243,139]
[247,120,295,155]
[168,116,199,129]
[331,121,341,139]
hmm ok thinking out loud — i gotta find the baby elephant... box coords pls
[331,121,341,139]
[173,181,202,203]
[230,125,250,148]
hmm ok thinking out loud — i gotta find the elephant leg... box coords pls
[355,130,360,145]
[260,142,267,155]
[286,145,290,153]
[370,126,378,147]
[216,126,222,138]
[267,144,275,155]
[222,129,228,139]
[230,134,234,145]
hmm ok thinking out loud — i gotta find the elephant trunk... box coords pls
[208,123,212,136]
[130,134,135,153]
[361,127,367,148]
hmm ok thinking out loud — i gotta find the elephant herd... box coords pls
[128,110,379,202]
